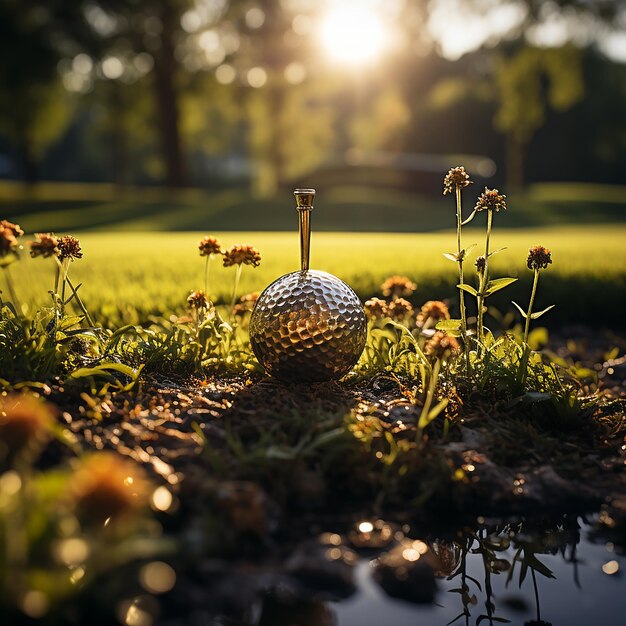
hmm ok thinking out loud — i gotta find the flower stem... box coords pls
[524,269,539,345]
[455,186,468,340]
[230,264,243,321]
[204,255,211,297]
[519,268,540,386]
[477,209,493,345]
[3,266,21,313]
[65,275,96,327]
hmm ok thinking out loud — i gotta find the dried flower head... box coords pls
[364,297,389,319]
[381,275,417,299]
[475,255,486,273]
[416,300,450,327]
[187,290,208,309]
[30,233,59,258]
[527,245,552,271]
[198,235,222,257]
[223,244,261,268]
[70,452,150,524]
[424,331,461,359]
[388,297,414,320]
[0,393,56,450]
[443,166,472,195]
[0,226,18,256]
[233,292,259,317]
[0,220,24,238]
[475,188,507,213]
[57,235,83,261]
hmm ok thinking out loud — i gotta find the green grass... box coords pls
[7,226,626,327]
[1,180,625,233]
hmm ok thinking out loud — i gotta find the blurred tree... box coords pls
[0,3,74,182]
[494,45,584,189]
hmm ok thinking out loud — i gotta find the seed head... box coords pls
[364,297,389,319]
[527,245,552,270]
[0,393,56,451]
[30,233,59,258]
[475,255,486,273]
[416,300,450,327]
[475,188,506,213]
[198,235,222,257]
[443,166,472,195]
[424,331,461,359]
[187,290,208,309]
[388,297,414,320]
[57,235,83,261]
[223,244,261,268]
[0,220,24,238]
[381,275,417,299]
[69,452,150,525]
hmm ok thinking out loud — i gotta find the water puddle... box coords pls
[246,515,625,626]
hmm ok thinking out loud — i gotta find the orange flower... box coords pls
[0,393,55,450]
[364,297,389,319]
[223,244,261,268]
[69,452,150,524]
[198,236,222,257]
[527,245,552,270]
[381,275,417,299]
[30,233,59,258]
[424,331,460,359]
[443,166,472,195]
[57,235,83,261]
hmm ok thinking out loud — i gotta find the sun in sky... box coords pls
[319,4,390,65]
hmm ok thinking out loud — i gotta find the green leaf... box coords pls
[484,277,517,296]
[71,362,141,380]
[461,209,477,225]
[530,304,555,319]
[443,252,458,262]
[435,320,462,333]
[457,283,478,297]
[512,301,527,319]
[487,246,507,257]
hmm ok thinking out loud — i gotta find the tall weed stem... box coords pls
[477,210,493,345]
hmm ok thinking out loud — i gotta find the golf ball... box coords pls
[250,270,367,382]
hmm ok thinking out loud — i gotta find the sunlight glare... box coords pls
[320,6,388,65]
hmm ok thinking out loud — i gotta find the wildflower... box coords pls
[198,235,222,257]
[364,297,389,319]
[443,166,472,195]
[223,244,261,268]
[416,300,450,328]
[0,226,18,256]
[381,275,417,299]
[0,220,24,238]
[424,331,460,359]
[69,452,150,524]
[30,233,59,258]
[475,255,486,273]
[187,290,208,310]
[233,292,259,317]
[388,297,414,320]
[527,245,552,271]
[475,188,507,213]
[0,393,55,451]
[57,235,83,261]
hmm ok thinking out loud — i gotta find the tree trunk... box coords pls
[152,5,186,188]
[506,133,525,191]
[18,131,38,185]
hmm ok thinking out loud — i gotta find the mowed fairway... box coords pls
[9,226,626,327]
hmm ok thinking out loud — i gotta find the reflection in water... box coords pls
[209,515,625,626]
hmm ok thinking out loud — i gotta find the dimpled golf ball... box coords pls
[249,269,367,382]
